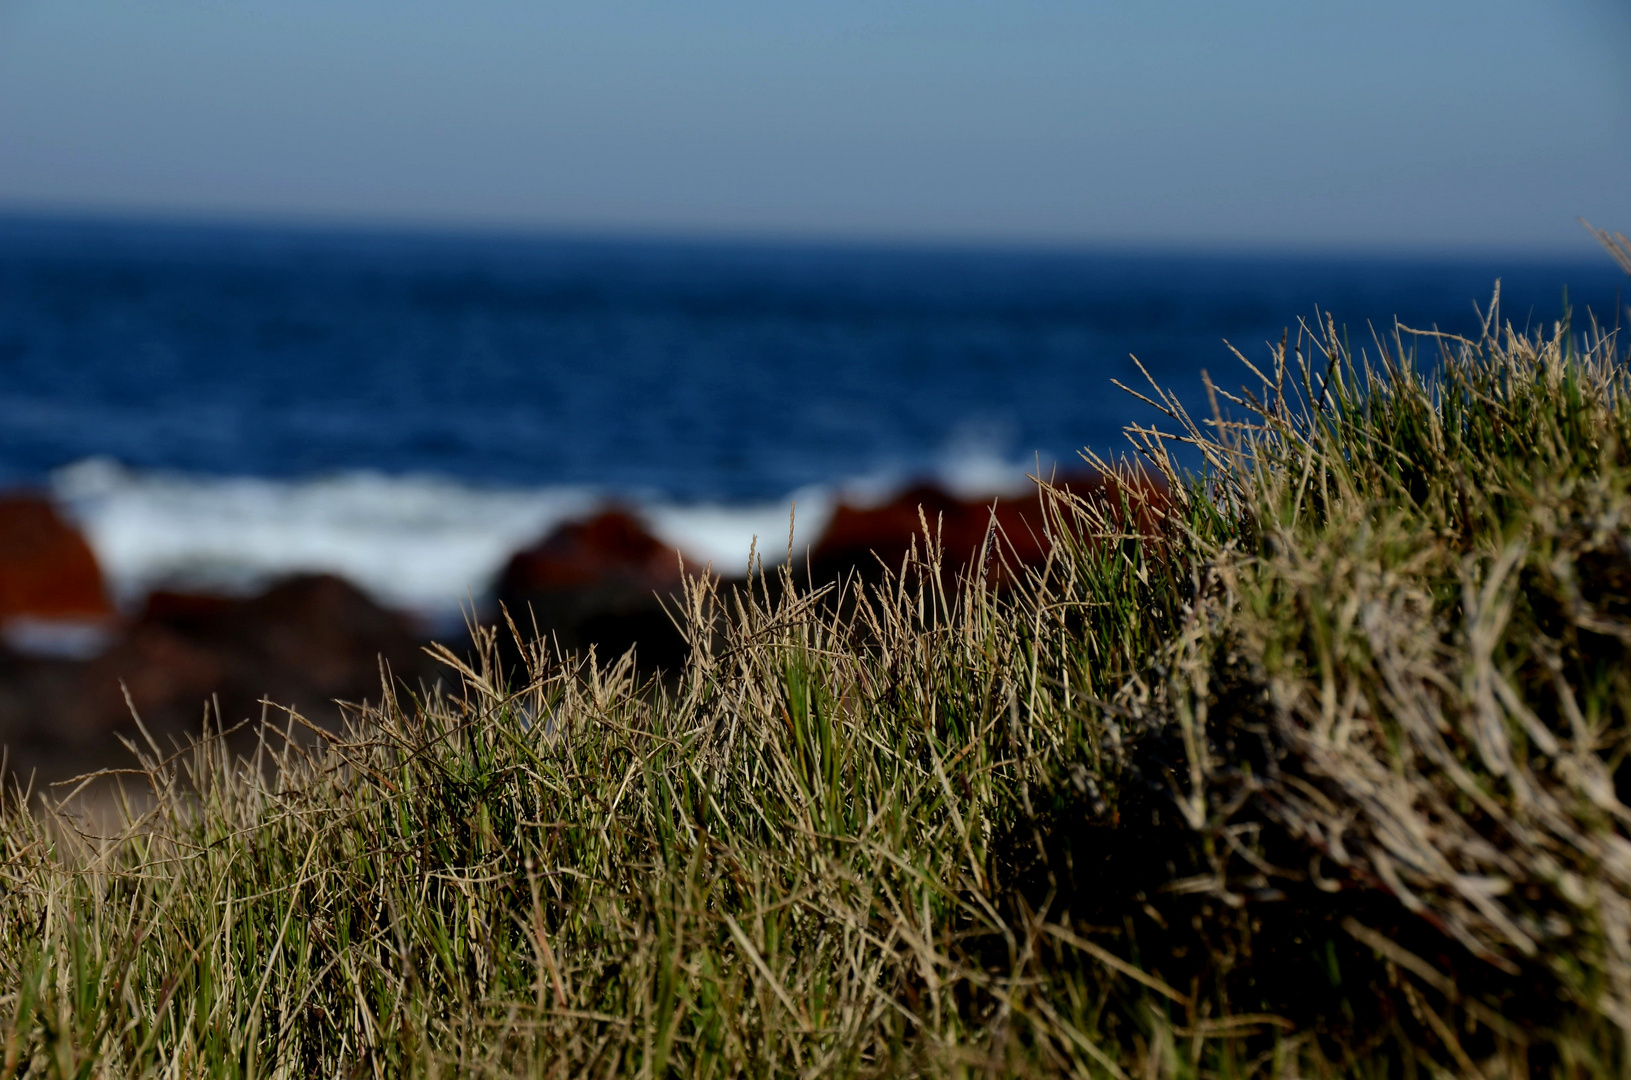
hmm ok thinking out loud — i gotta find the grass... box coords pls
[4,259,1631,1076]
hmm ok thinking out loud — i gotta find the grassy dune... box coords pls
[5,269,1631,1076]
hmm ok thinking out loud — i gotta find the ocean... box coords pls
[0,215,1622,625]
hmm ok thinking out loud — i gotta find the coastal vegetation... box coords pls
[4,257,1631,1075]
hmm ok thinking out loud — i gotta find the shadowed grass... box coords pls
[3,275,1631,1076]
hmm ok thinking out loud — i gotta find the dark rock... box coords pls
[138,574,431,708]
[0,573,441,787]
[496,509,700,672]
[808,483,1019,584]
[807,470,1170,586]
[487,475,1172,676]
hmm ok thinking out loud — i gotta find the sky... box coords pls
[0,0,1626,254]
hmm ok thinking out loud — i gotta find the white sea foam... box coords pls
[1,617,119,660]
[645,489,836,575]
[52,459,603,624]
[48,451,1044,627]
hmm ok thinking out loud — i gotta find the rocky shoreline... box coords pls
[0,471,1161,788]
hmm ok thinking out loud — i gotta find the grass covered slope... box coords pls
[5,295,1631,1076]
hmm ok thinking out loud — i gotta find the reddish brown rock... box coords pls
[500,509,692,595]
[808,484,1005,582]
[0,495,112,621]
[496,509,700,670]
[807,470,1170,585]
[1041,468,1172,547]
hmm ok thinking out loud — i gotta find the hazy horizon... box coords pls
[3,207,1631,265]
[2,205,1627,266]
[0,1,1626,256]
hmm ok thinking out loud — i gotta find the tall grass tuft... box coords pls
[3,282,1630,1077]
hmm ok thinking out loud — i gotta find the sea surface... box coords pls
[0,215,1623,624]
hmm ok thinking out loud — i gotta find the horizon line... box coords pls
[0,201,1619,268]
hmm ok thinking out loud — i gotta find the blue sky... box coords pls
[0,0,1625,253]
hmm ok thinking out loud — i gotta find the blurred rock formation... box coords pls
[0,494,113,622]
[807,470,1168,586]
[496,470,1170,671]
[0,570,439,788]
[495,509,700,673]
[0,472,1169,789]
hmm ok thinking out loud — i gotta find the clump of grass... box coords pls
[2,278,1630,1077]
[1140,290,1631,1074]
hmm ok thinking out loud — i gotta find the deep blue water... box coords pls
[0,215,1623,500]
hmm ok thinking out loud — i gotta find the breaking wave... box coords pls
[49,450,1045,628]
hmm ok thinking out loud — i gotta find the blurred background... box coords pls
[0,2,1626,764]
[0,0,1627,621]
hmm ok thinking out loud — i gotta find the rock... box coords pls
[129,574,435,716]
[138,589,239,627]
[0,574,441,785]
[55,623,227,744]
[807,470,1170,586]
[501,509,688,594]
[489,477,1172,675]
[496,509,699,671]
[0,495,112,621]
[807,484,1000,583]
